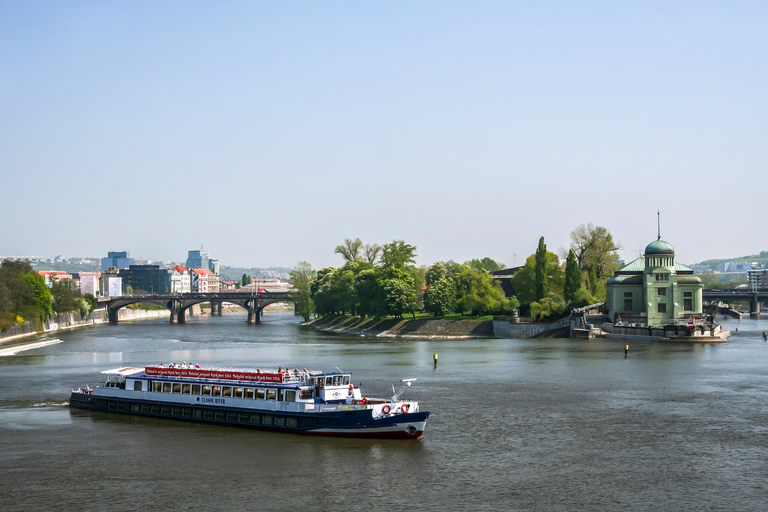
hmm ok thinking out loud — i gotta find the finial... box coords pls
[657,210,661,240]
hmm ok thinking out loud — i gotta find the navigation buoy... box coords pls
[433,353,438,368]
[625,345,629,358]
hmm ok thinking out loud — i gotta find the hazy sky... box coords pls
[1,1,766,269]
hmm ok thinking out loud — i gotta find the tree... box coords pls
[534,237,548,301]
[564,249,581,303]
[511,252,565,308]
[380,240,417,270]
[423,263,456,317]
[22,272,53,320]
[51,279,84,314]
[354,268,384,317]
[455,269,506,316]
[290,261,316,322]
[467,257,504,273]
[241,274,252,286]
[569,223,621,283]
[334,238,363,262]
[363,243,382,265]
[1,259,49,328]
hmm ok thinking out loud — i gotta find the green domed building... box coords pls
[605,237,703,327]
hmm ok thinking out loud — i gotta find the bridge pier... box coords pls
[211,302,223,316]
[108,308,120,324]
[750,295,761,317]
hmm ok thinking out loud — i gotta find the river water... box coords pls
[1,312,767,511]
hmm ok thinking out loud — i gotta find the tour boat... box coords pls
[69,364,429,439]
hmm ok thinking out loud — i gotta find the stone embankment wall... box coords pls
[309,316,494,339]
[493,318,571,339]
[0,308,171,342]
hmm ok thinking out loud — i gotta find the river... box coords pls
[1,312,767,511]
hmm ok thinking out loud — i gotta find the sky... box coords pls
[1,1,766,270]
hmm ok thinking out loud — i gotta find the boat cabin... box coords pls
[105,365,361,404]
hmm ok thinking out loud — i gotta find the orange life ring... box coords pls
[382,405,391,414]
[401,404,410,413]
[348,384,354,395]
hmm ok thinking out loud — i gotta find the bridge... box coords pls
[102,292,292,324]
[702,290,767,315]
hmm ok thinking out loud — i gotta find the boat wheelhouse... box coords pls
[70,364,429,439]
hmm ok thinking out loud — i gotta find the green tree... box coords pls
[467,257,504,273]
[51,279,84,314]
[0,260,47,327]
[534,237,548,301]
[456,269,506,316]
[569,223,621,283]
[423,263,456,317]
[512,252,565,309]
[380,240,417,270]
[564,249,581,303]
[290,261,316,322]
[22,272,53,320]
[241,274,252,286]
[354,268,384,318]
[363,243,382,265]
[334,238,363,262]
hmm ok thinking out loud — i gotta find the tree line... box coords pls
[0,260,97,332]
[290,224,620,323]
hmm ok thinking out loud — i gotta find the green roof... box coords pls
[645,239,675,255]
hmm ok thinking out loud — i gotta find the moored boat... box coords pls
[69,363,429,439]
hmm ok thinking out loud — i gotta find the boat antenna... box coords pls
[335,367,343,373]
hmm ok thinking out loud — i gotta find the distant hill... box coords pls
[695,251,768,271]
[31,261,100,273]
[218,266,291,282]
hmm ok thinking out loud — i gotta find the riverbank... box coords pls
[0,307,173,344]
[308,315,494,339]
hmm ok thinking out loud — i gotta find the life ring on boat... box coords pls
[348,384,354,395]
[401,404,409,413]
[382,405,391,414]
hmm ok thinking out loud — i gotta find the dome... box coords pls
[645,239,675,255]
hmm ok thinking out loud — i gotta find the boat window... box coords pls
[300,388,312,400]
[172,407,182,416]
[275,417,285,426]
[238,413,249,422]
[151,405,160,414]
[153,381,162,393]
[244,388,254,399]
[286,417,297,428]
[343,376,350,385]
[182,384,191,394]
[284,390,297,402]
[134,381,143,391]
[192,384,201,395]
[256,389,265,400]
[162,406,171,415]
[250,414,260,423]
[266,389,276,400]
[182,408,191,417]
[222,387,232,397]
[163,382,172,393]
[226,412,237,421]
[333,376,341,386]
[326,377,332,386]
[233,387,243,398]
[193,410,202,419]
[262,414,273,425]
[172,383,181,394]
[201,385,211,396]
[204,410,214,420]
[212,386,222,397]
[215,411,225,421]
[141,404,150,413]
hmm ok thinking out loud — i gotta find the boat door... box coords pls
[315,375,324,398]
